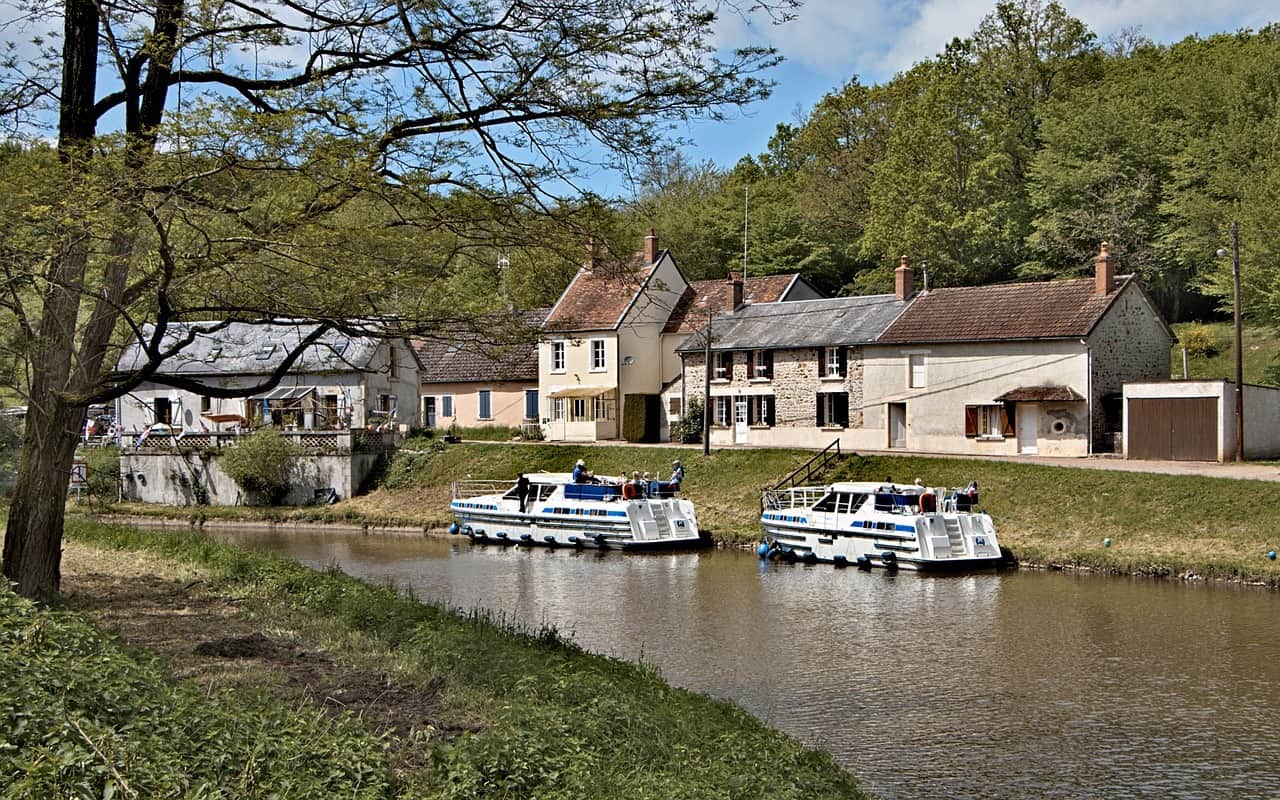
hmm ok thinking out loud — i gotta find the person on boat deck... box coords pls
[669,459,685,488]
[957,480,979,510]
[572,459,593,484]
[516,473,531,513]
[915,479,937,513]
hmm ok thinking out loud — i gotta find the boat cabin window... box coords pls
[813,492,867,514]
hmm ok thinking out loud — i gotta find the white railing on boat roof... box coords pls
[762,486,828,511]
[451,480,513,500]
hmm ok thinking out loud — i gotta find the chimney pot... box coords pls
[1094,240,1115,295]
[644,228,659,264]
[894,255,915,301]
[727,271,744,309]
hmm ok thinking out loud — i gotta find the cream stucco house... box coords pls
[538,231,821,442]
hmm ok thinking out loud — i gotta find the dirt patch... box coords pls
[60,542,469,751]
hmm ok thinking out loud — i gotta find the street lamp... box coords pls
[1216,221,1244,462]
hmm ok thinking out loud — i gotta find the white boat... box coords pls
[759,481,1003,571]
[448,473,707,551]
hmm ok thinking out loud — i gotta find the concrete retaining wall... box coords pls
[119,450,384,506]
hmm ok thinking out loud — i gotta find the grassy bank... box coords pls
[95,440,1280,586]
[3,517,864,799]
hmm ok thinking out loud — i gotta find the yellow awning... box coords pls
[548,385,613,398]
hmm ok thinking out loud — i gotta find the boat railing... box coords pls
[762,486,828,512]
[451,480,512,500]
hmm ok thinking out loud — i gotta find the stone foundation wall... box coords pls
[119,450,385,506]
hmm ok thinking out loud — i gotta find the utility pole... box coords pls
[742,185,749,280]
[703,307,712,456]
[1231,221,1244,462]
[1216,222,1245,461]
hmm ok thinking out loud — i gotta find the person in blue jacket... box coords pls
[572,459,591,483]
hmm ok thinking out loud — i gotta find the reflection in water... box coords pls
[216,529,1280,800]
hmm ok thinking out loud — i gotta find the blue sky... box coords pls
[678,0,1276,172]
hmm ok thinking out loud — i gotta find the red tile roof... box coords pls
[414,309,548,384]
[663,274,802,335]
[877,276,1133,343]
[543,254,659,332]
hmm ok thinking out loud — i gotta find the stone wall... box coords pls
[683,347,864,442]
[1088,283,1175,450]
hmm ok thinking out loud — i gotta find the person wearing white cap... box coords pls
[572,458,590,484]
[669,459,685,488]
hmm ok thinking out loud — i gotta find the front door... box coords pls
[423,396,436,429]
[888,403,906,448]
[734,399,749,444]
[1018,404,1038,454]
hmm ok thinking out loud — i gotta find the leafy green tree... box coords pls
[0,0,792,600]
[220,428,303,506]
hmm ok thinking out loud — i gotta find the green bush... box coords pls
[219,427,302,505]
[1181,323,1219,357]
[78,445,120,507]
[622,394,654,442]
[673,397,704,444]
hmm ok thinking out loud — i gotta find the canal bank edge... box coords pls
[82,441,1280,589]
[27,517,868,799]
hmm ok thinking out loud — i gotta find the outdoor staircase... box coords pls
[762,439,847,512]
[944,517,966,555]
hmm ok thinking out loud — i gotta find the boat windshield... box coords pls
[813,492,867,514]
[501,483,557,502]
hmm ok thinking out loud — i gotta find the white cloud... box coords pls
[720,0,1275,84]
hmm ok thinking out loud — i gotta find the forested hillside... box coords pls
[618,3,1280,329]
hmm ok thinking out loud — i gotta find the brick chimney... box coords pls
[644,228,659,264]
[584,237,599,272]
[1094,241,1115,295]
[894,255,914,301]
[727,271,744,308]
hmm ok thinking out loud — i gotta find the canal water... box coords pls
[215,528,1280,799]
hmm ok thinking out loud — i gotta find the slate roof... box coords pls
[662,274,806,335]
[877,276,1135,344]
[115,321,385,376]
[543,253,662,332]
[676,295,909,352]
[414,309,548,384]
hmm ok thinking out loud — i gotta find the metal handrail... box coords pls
[451,480,513,500]
[771,439,841,492]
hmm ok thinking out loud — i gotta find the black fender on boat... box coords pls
[880,551,899,570]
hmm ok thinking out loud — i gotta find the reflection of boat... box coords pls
[449,474,706,551]
[759,482,1002,571]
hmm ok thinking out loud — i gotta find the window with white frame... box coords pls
[478,389,492,420]
[551,340,566,372]
[590,338,606,371]
[824,347,843,378]
[593,396,610,420]
[668,397,682,417]
[752,350,772,379]
[749,395,774,426]
[909,353,926,388]
[551,397,565,421]
[714,396,731,426]
[441,394,454,418]
[571,398,587,420]
[712,351,730,380]
[964,404,1011,438]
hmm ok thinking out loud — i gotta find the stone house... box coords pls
[676,293,907,448]
[677,244,1175,456]
[114,321,422,435]
[414,309,548,432]
[538,230,818,441]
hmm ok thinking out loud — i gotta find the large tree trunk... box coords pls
[3,401,84,601]
[0,0,100,600]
